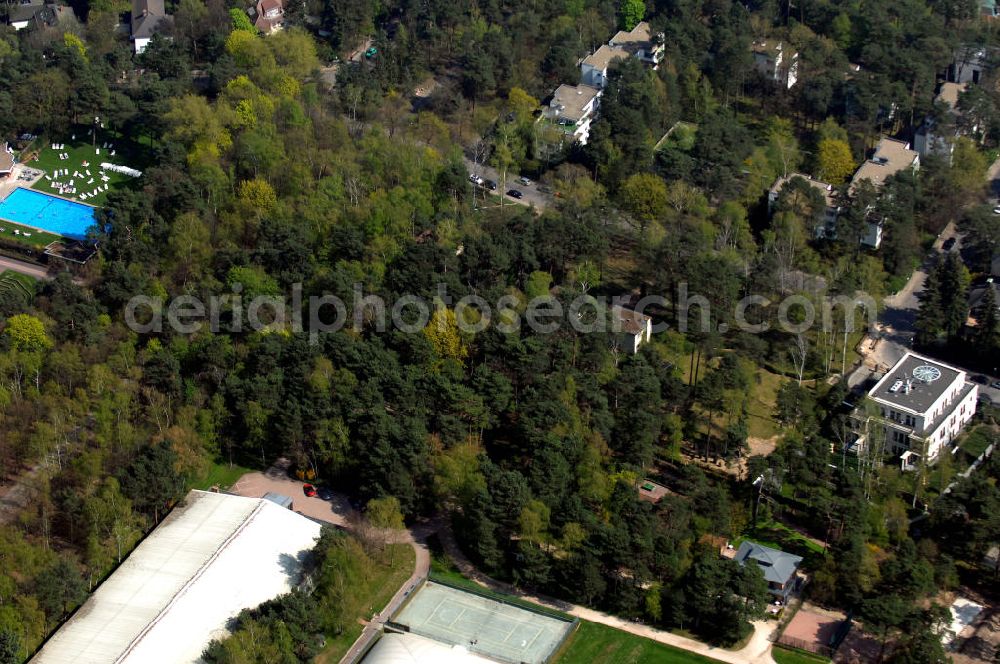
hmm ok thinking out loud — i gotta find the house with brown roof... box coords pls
[915,82,970,160]
[847,137,919,249]
[0,144,14,178]
[254,0,285,34]
[580,45,629,89]
[541,84,602,145]
[608,21,664,66]
[131,0,172,54]
[611,304,652,354]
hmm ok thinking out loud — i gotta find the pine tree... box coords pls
[939,252,972,339]
[976,284,1000,354]
[915,264,945,347]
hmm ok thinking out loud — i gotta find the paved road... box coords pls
[0,255,53,281]
[462,157,551,211]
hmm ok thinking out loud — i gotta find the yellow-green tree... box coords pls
[4,315,51,353]
[816,138,855,183]
[620,172,668,231]
[424,307,468,361]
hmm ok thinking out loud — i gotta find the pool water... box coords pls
[0,187,97,240]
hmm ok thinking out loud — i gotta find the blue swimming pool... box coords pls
[0,187,97,240]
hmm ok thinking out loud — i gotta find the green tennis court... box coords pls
[393,581,574,663]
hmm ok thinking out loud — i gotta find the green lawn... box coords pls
[26,135,137,206]
[313,543,415,664]
[739,519,826,568]
[772,645,830,664]
[555,621,719,664]
[191,460,254,491]
[0,216,63,247]
[746,365,786,440]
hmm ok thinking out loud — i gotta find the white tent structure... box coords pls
[363,633,494,664]
[31,490,322,664]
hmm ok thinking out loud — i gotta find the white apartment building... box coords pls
[853,352,978,468]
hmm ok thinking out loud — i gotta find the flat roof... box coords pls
[549,84,600,122]
[582,44,628,71]
[869,352,964,415]
[31,490,322,664]
[850,137,918,192]
[363,632,493,664]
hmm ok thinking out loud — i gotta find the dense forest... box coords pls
[0,0,999,661]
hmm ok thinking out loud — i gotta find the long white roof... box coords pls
[363,633,494,664]
[31,490,322,664]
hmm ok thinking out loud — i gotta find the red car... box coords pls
[302,484,317,497]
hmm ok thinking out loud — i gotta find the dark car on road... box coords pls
[972,374,989,385]
[485,179,497,190]
[507,189,523,199]
[943,237,957,251]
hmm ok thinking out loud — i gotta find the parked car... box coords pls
[993,205,1000,215]
[518,176,532,186]
[302,483,317,497]
[485,179,497,190]
[468,174,484,186]
[507,189,523,199]
[972,374,989,385]
[991,380,1000,390]
[942,237,957,251]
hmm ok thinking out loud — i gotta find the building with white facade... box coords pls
[540,84,602,145]
[580,44,629,89]
[751,40,799,88]
[852,353,978,469]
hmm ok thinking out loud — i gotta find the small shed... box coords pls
[263,492,293,510]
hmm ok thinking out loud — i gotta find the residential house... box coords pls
[848,138,920,249]
[948,47,990,84]
[982,0,999,17]
[131,0,173,54]
[540,84,602,145]
[768,173,842,240]
[7,0,43,29]
[23,2,76,34]
[914,82,969,160]
[611,304,652,354]
[580,45,629,89]
[851,352,978,468]
[608,21,665,67]
[254,0,285,34]
[751,40,799,89]
[0,144,14,179]
[733,541,803,601]
[966,278,1000,330]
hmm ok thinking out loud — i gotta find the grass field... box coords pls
[0,215,63,247]
[191,460,254,491]
[738,519,826,568]
[313,543,415,664]
[555,621,719,664]
[25,134,140,206]
[745,365,785,440]
[772,645,830,664]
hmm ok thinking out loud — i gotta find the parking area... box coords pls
[229,459,353,528]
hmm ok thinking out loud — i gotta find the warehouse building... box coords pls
[31,490,322,664]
